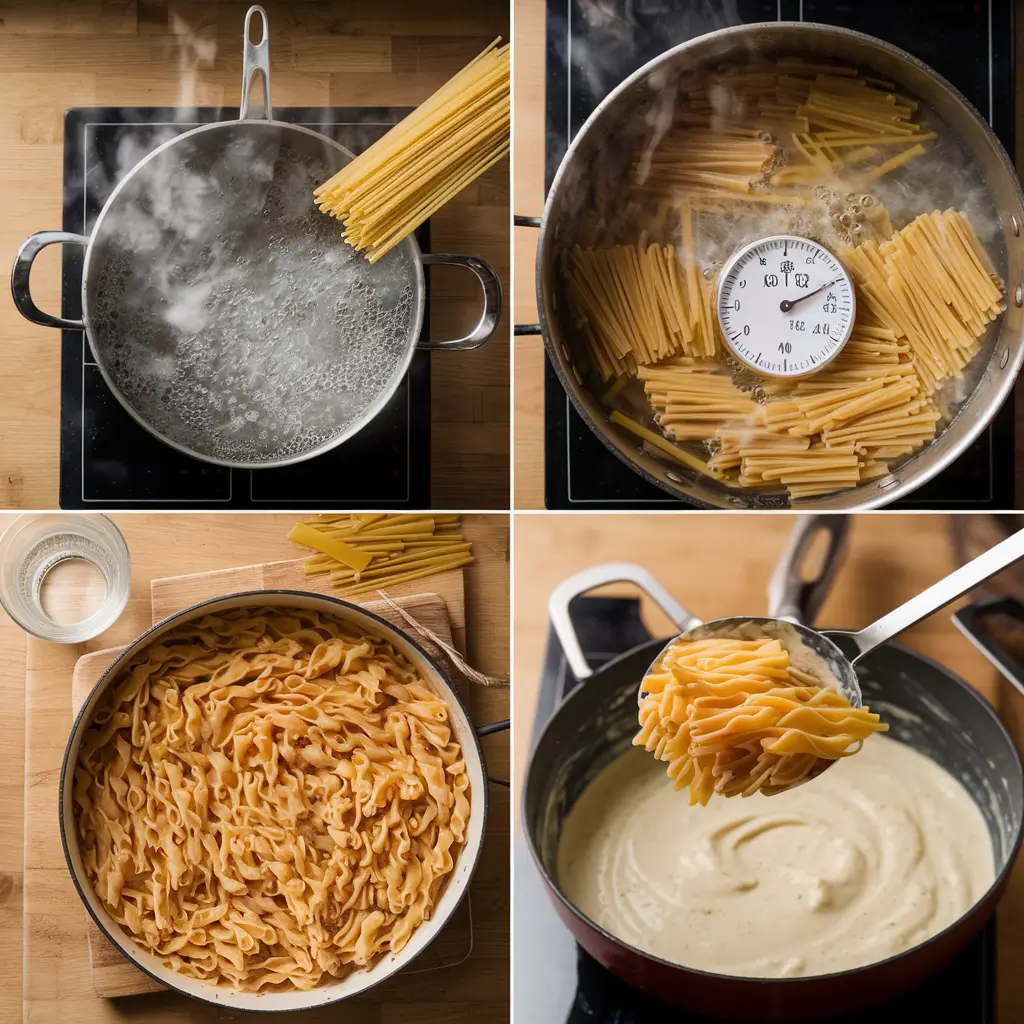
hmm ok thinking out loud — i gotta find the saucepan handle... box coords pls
[766,515,850,625]
[11,231,89,331]
[513,215,542,336]
[240,5,272,121]
[418,254,502,351]
[549,563,701,682]
[477,719,510,788]
[953,596,1024,699]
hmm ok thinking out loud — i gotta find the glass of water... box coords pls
[0,514,131,643]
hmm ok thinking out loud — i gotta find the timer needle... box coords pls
[779,278,839,313]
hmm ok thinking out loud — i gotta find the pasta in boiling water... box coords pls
[635,636,887,804]
[563,56,1006,501]
[73,607,470,992]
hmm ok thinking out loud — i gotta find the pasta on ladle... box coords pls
[635,636,887,804]
[73,607,470,992]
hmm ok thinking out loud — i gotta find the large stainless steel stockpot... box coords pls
[530,23,1024,509]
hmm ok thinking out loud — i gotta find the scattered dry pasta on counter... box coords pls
[289,514,474,597]
[635,636,887,804]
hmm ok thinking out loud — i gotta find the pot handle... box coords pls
[11,231,89,331]
[477,718,510,787]
[766,515,850,624]
[549,563,701,681]
[513,215,543,335]
[240,5,272,121]
[418,254,502,351]
[953,596,1024,699]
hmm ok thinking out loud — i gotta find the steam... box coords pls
[87,130,416,465]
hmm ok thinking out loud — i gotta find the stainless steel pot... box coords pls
[59,589,507,1013]
[526,23,1024,509]
[12,6,501,470]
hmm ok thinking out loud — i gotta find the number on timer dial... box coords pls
[717,235,856,379]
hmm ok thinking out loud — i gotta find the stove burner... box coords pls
[60,107,431,509]
[540,0,1015,510]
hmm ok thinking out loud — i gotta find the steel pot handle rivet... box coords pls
[10,231,89,331]
[418,254,502,351]
[240,5,272,121]
[548,562,700,681]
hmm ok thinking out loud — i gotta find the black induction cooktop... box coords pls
[59,106,430,509]
[514,594,997,1023]
[538,0,1015,509]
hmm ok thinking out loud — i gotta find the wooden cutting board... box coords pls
[26,556,473,1011]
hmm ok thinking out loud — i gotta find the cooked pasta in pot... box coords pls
[72,607,470,992]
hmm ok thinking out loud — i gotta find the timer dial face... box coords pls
[717,235,856,379]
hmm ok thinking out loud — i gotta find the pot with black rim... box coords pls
[12,5,501,470]
[60,589,508,1012]
[522,518,1024,1020]
[517,22,1024,509]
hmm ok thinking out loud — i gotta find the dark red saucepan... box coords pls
[523,518,1024,1021]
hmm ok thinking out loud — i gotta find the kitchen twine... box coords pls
[375,589,509,688]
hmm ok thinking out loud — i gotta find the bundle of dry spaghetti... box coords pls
[314,39,509,262]
[289,514,473,597]
[73,607,469,991]
[635,635,887,804]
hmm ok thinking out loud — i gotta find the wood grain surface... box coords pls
[70,589,470,999]
[512,0,1024,509]
[513,511,1024,1020]
[0,1,510,511]
[3,511,508,1024]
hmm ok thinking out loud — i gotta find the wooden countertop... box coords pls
[0,1,510,510]
[0,511,509,1023]
[513,512,1024,1020]
[513,0,1024,509]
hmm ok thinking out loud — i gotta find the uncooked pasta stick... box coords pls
[315,39,509,262]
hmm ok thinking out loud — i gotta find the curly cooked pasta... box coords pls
[72,607,470,992]
[635,636,886,804]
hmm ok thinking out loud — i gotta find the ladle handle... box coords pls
[849,529,1024,661]
[766,515,849,624]
[548,563,700,681]
[240,6,272,121]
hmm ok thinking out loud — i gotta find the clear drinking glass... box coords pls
[0,514,131,642]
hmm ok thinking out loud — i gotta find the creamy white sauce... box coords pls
[557,736,993,978]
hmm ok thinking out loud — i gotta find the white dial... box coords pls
[717,235,856,379]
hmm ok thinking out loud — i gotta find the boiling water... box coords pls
[559,57,1008,492]
[88,126,417,465]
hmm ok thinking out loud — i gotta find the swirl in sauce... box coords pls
[557,736,993,977]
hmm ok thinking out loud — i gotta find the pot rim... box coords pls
[80,117,427,471]
[59,588,489,1012]
[536,20,1024,510]
[522,635,1024,987]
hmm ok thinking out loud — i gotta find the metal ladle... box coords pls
[638,526,1024,712]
